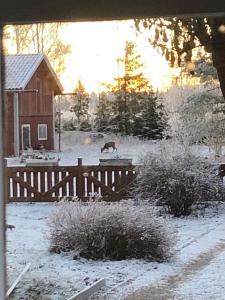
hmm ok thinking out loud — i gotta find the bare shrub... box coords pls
[134,150,225,217]
[48,201,174,261]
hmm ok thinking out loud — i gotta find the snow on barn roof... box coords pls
[4,53,63,93]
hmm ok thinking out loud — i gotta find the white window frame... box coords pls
[38,124,48,141]
[21,124,31,150]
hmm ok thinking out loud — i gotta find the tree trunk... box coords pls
[212,47,225,101]
[211,18,225,101]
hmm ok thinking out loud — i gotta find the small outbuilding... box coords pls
[4,53,63,156]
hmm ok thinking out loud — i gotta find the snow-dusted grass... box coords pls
[6,202,225,299]
[7,130,225,167]
[56,131,161,166]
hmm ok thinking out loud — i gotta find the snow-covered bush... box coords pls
[48,201,174,261]
[134,150,225,217]
[177,89,225,156]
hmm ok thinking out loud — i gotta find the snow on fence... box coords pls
[6,158,136,202]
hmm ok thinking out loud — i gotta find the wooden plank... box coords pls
[76,169,85,199]
[114,170,120,192]
[11,176,42,197]
[54,172,60,196]
[93,171,99,194]
[86,174,92,198]
[26,172,32,197]
[61,171,67,196]
[19,171,25,197]
[12,175,17,198]
[45,173,74,196]
[6,165,134,174]
[47,171,53,191]
[107,170,113,189]
[33,171,39,192]
[120,170,127,189]
[68,176,74,197]
[9,196,60,202]
[88,175,117,196]
[40,171,45,193]
[100,170,106,196]
[6,263,31,298]
[67,278,106,300]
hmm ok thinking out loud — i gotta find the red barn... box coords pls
[4,54,63,156]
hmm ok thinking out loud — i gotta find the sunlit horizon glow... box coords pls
[4,20,173,94]
[59,20,172,93]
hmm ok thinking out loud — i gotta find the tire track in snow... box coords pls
[123,240,225,300]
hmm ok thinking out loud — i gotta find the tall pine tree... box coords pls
[95,92,113,132]
[101,40,167,138]
[70,79,91,130]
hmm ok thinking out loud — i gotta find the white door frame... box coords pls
[21,124,31,150]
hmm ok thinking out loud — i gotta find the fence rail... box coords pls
[6,159,136,202]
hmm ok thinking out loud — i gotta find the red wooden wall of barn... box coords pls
[5,60,59,156]
[19,60,56,151]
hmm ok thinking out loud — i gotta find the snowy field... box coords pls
[6,202,225,299]
[7,131,220,167]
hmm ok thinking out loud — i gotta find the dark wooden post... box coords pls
[78,157,82,167]
[77,158,84,199]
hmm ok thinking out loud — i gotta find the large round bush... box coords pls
[134,151,225,217]
[48,201,174,261]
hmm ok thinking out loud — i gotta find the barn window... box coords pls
[38,124,48,140]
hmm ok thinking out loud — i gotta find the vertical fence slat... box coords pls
[107,170,113,189]
[40,172,45,193]
[120,170,126,188]
[114,170,120,192]
[19,171,24,197]
[68,176,74,197]
[86,174,92,198]
[76,172,84,199]
[47,171,52,192]
[93,171,99,194]
[54,172,59,197]
[61,171,67,196]
[33,172,39,194]
[100,170,106,196]
[12,176,17,198]
[26,172,32,197]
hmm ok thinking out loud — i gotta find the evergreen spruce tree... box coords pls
[133,93,167,139]
[102,40,167,138]
[70,79,91,130]
[108,41,150,135]
[95,92,113,132]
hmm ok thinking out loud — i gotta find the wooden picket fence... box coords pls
[6,158,136,202]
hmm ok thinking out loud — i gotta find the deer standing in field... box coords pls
[101,141,117,153]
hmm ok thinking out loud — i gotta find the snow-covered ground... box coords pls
[7,131,219,167]
[6,202,225,299]
[6,131,225,299]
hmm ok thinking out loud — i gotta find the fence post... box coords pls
[78,157,82,167]
[77,158,84,199]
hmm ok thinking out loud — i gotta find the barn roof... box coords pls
[5,53,63,93]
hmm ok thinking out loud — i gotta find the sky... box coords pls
[59,20,172,93]
[4,20,172,93]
